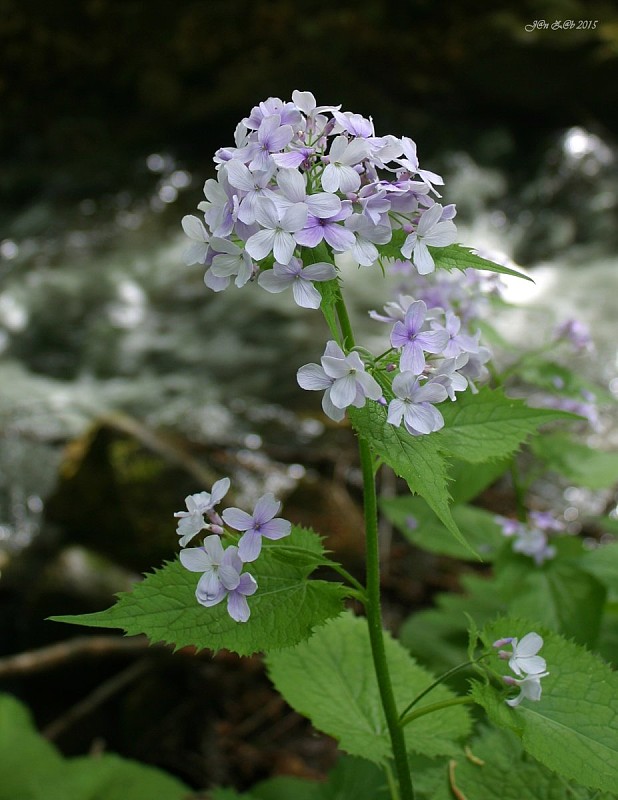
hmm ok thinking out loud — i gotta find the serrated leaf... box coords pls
[348,401,468,551]
[381,496,504,561]
[447,456,510,504]
[498,560,606,648]
[266,613,471,764]
[50,527,346,656]
[0,694,190,800]
[429,726,607,800]
[437,387,576,463]
[531,433,618,490]
[429,244,532,281]
[472,618,618,793]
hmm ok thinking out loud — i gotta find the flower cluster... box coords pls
[496,511,565,566]
[493,632,550,707]
[174,481,291,622]
[181,90,459,309]
[296,292,490,432]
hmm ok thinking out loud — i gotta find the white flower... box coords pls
[504,671,550,707]
[181,215,210,265]
[173,478,230,547]
[321,136,371,194]
[507,632,547,677]
[401,204,458,275]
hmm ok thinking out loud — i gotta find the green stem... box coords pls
[331,284,415,800]
[398,656,487,720]
[399,696,476,728]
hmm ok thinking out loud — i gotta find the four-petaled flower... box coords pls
[222,493,292,562]
[387,372,448,435]
[503,671,550,707]
[180,536,258,622]
[174,478,230,546]
[494,631,550,708]
[505,632,547,677]
[401,204,457,275]
[297,341,382,422]
[258,257,336,309]
[390,300,449,374]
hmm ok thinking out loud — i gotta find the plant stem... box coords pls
[332,286,415,800]
[359,436,415,799]
[398,656,487,720]
[399,696,476,728]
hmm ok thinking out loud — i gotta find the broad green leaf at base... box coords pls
[472,618,618,793]
[50,526,346,656]
[0,693,190,800]
[267,613,471,764]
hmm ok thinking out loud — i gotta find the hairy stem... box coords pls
[332,286,415,800]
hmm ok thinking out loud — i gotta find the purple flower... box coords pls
[222,493,292,562]
[245,199,307,265]
[554,318,594,352]
[258,257,336,309]
[390,301,450,374]
[174,478,230,546]
[401,204,458,275]
[435,310,480,359]
[243,114,294,172]
[180,537,258,622]
[294,205,355,251]
[387,372,448,435]
[297,341,382,422]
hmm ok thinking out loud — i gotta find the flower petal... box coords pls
[238,531,263,562]
[180,547,212,572]
[222,507,254,532]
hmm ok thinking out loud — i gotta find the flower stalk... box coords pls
[331,288,415,800]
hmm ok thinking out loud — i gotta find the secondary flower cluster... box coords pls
[493,632,550,707]
[496,511,565,565]
[174,479,291,622]
[296,293,488,434]
[181,90,459,307]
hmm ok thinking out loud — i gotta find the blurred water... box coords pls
[0,127,616,549]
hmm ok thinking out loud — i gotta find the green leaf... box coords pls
[472,618,618,793]
[517,360,613,403]
[531,433,618,490]
[497,560,606,648]
[400,574,508,675]
[447,456,510,504]
[426,726,609,800]
[212,757,390,800]
[348,401,467,551]
[50,526,346,656]
[381,496,504,561]
[0,693,190,800]
[429,244,533,281]
[266,613,471,764]
[437,387,576,463]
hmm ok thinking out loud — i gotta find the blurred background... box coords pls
[1,0,617,793]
